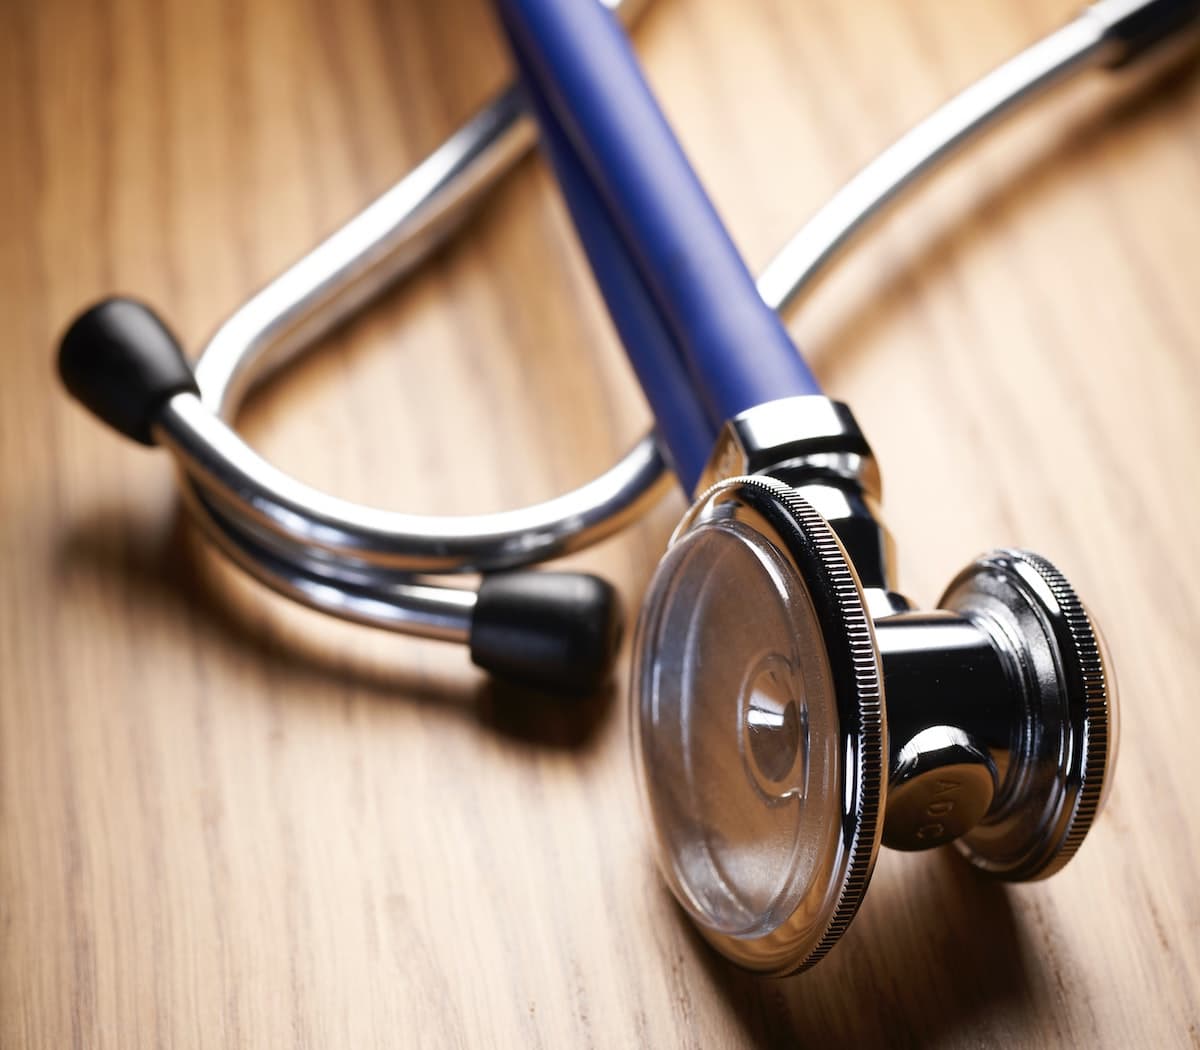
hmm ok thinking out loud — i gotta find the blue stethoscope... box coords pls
[59,0,1193,973]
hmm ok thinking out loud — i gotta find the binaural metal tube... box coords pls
[756,12,1117,312]
[159,392,666,571]
[195,0,655,417]
[178,481,479,642]
[165,0,1194,638]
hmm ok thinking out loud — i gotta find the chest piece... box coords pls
[632,469,1117,975]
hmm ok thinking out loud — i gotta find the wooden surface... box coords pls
[3,0,1199,1045]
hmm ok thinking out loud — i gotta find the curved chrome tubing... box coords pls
[148,0,1192,640]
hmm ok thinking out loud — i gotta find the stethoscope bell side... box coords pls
[933,549,1116,879]
[631,397,1117,975]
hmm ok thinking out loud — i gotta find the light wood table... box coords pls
[3,0,1198,1045]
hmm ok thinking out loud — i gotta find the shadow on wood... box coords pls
[680,848,1049,1047]
[58,502,616,753]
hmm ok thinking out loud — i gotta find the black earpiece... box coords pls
[58,298,197,446]
[470,571,623,695]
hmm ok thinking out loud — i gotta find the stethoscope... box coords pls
[57,0,1195,976]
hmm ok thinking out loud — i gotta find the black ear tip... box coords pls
[469,572,624,695]
[57,297,198,445]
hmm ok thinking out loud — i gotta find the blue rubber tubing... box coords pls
[492,0,822,490]
[508,47,715,486]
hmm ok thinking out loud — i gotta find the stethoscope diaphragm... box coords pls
[632,477,885,974]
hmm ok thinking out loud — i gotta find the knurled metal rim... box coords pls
[1002,549,1110,875]
[940,548,1113,881]
[691,476,886,974]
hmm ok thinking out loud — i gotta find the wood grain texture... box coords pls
[3,0,1199,1045]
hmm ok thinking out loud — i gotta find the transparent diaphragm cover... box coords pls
[632,517,843,940]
